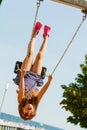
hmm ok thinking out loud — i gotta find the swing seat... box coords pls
[14,61,47,79]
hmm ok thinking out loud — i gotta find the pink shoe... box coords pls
[43,25,51,37]
[34,21,42,33]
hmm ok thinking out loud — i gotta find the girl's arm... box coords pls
[18,70,26,103]
[37,75,53,105]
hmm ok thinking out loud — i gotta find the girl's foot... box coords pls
[43,25,51,37]
[34,21,42,34]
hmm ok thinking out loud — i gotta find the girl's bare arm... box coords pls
[18,70,26,103]
[37,75,52,104]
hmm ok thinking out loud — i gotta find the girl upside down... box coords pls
[13,21,53,120]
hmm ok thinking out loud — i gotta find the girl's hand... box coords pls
[48,75,53,82]
[20,69,26,77]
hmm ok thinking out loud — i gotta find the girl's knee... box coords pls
[27,51,34,58]
[37,52,43,59]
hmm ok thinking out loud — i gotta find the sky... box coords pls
[0,0,87,130]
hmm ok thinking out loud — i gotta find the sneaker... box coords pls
[34,21,42,33]
[43,25,51,37]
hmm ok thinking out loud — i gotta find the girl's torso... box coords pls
[13,70,44,99]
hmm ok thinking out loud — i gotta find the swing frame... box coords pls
[51,0,87,10]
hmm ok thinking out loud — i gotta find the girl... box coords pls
[13,22,52,120]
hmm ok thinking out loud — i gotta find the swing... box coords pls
[14,61,47,79]
[14,0,87,79]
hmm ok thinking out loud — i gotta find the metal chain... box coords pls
[31,0,44,37]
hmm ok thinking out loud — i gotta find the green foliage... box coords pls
[60,54,87,128]
[0,0,2,5]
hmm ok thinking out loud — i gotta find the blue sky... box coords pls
[0,0,87,130]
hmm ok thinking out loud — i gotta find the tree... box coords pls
[0,0,2,5]
[60,54,87,128]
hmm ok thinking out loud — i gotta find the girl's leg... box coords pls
[21,22,42,71]
[32,25,51,75]
[21,34,36,71]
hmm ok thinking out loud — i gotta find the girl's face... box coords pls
[22,104,35,119]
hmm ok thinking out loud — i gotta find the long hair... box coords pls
[18,97,38,120]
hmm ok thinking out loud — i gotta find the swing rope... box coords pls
[31,0,44,37]
[51,14,87,76]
